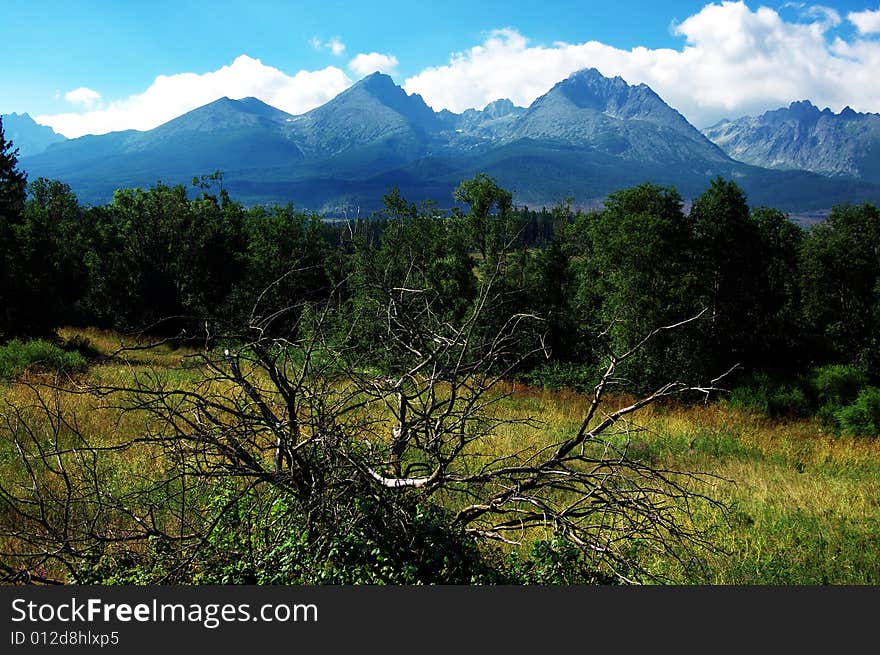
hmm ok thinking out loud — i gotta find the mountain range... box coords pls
[7,70,880,213]
[702,101,880,184]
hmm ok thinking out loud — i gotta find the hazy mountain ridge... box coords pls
[703,101,880,183]
[1,112,67,156]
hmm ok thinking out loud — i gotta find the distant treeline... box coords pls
[2,121,880,401]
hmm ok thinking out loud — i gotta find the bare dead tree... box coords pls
[0,253,730,585]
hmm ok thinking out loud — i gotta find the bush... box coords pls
[727,372,811,418]
[810,364,867,407]
[836,387,880,437]
[502,539,619,584]
[243,499,500,585]
[95,484,505,585]
[0,338,88,380]
[520,361,599,392]
[728,365,875,423]
[63,334,102,360]
[809,364,869,429]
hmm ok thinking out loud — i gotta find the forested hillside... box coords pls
[5,130,880,396]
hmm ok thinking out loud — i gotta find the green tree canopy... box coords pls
[574,183,701,388]
[800,202,880,372]
[690,177,764,372]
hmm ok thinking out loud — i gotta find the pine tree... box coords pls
[0,116,27,221]
[0,117,28,339]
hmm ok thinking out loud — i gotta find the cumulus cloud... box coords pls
[849,7,880,34]
[36,55,352,138]
[310,36,346,55]
[64,87,101,108]
[348,52,399,77]
[404,2,880,127]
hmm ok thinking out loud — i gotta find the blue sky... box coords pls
[4,1,880,136]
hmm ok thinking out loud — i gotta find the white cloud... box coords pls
[404,2,880,127]
[36,55,352,138]
[348,52,399,77]
[327,37,346,56]
[849,7,880,34]
[803,5,841,29]
[310,35,346,55]
[64,87,101,108]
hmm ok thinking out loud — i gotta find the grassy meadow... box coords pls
[492,384,880,583]
[2,327,879,584]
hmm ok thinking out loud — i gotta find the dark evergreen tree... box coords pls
[229,202,330,334]
[453,175,538,369]
[0,118,31,338]
[0,117,26,221]
[453,173,516,261]
[347,188,476,370]
[81,182,248,334]
[531,202,578,362]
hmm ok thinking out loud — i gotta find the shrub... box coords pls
[0,338,88,380]
[836,387,880,437]
[520,361,599,392]
[808,364,870,429]
[243,498,499,585]
[810,364,867,407]
[63,334,102,360]
[502,539,619,584]
[727,372,810,418]
[109,484,506,585]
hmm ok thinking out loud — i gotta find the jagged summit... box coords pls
[509,66,728,163]
[481,98,521,118]
[302,71,441,138]
[704,99,880,181]
[0,111,67,156]
[351,71,398,92]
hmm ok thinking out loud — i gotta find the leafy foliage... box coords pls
[0,338,88,380]
[836,387,880,437]
[572,184,702,389]
[800,203,880,374]
[727,372,811,418]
